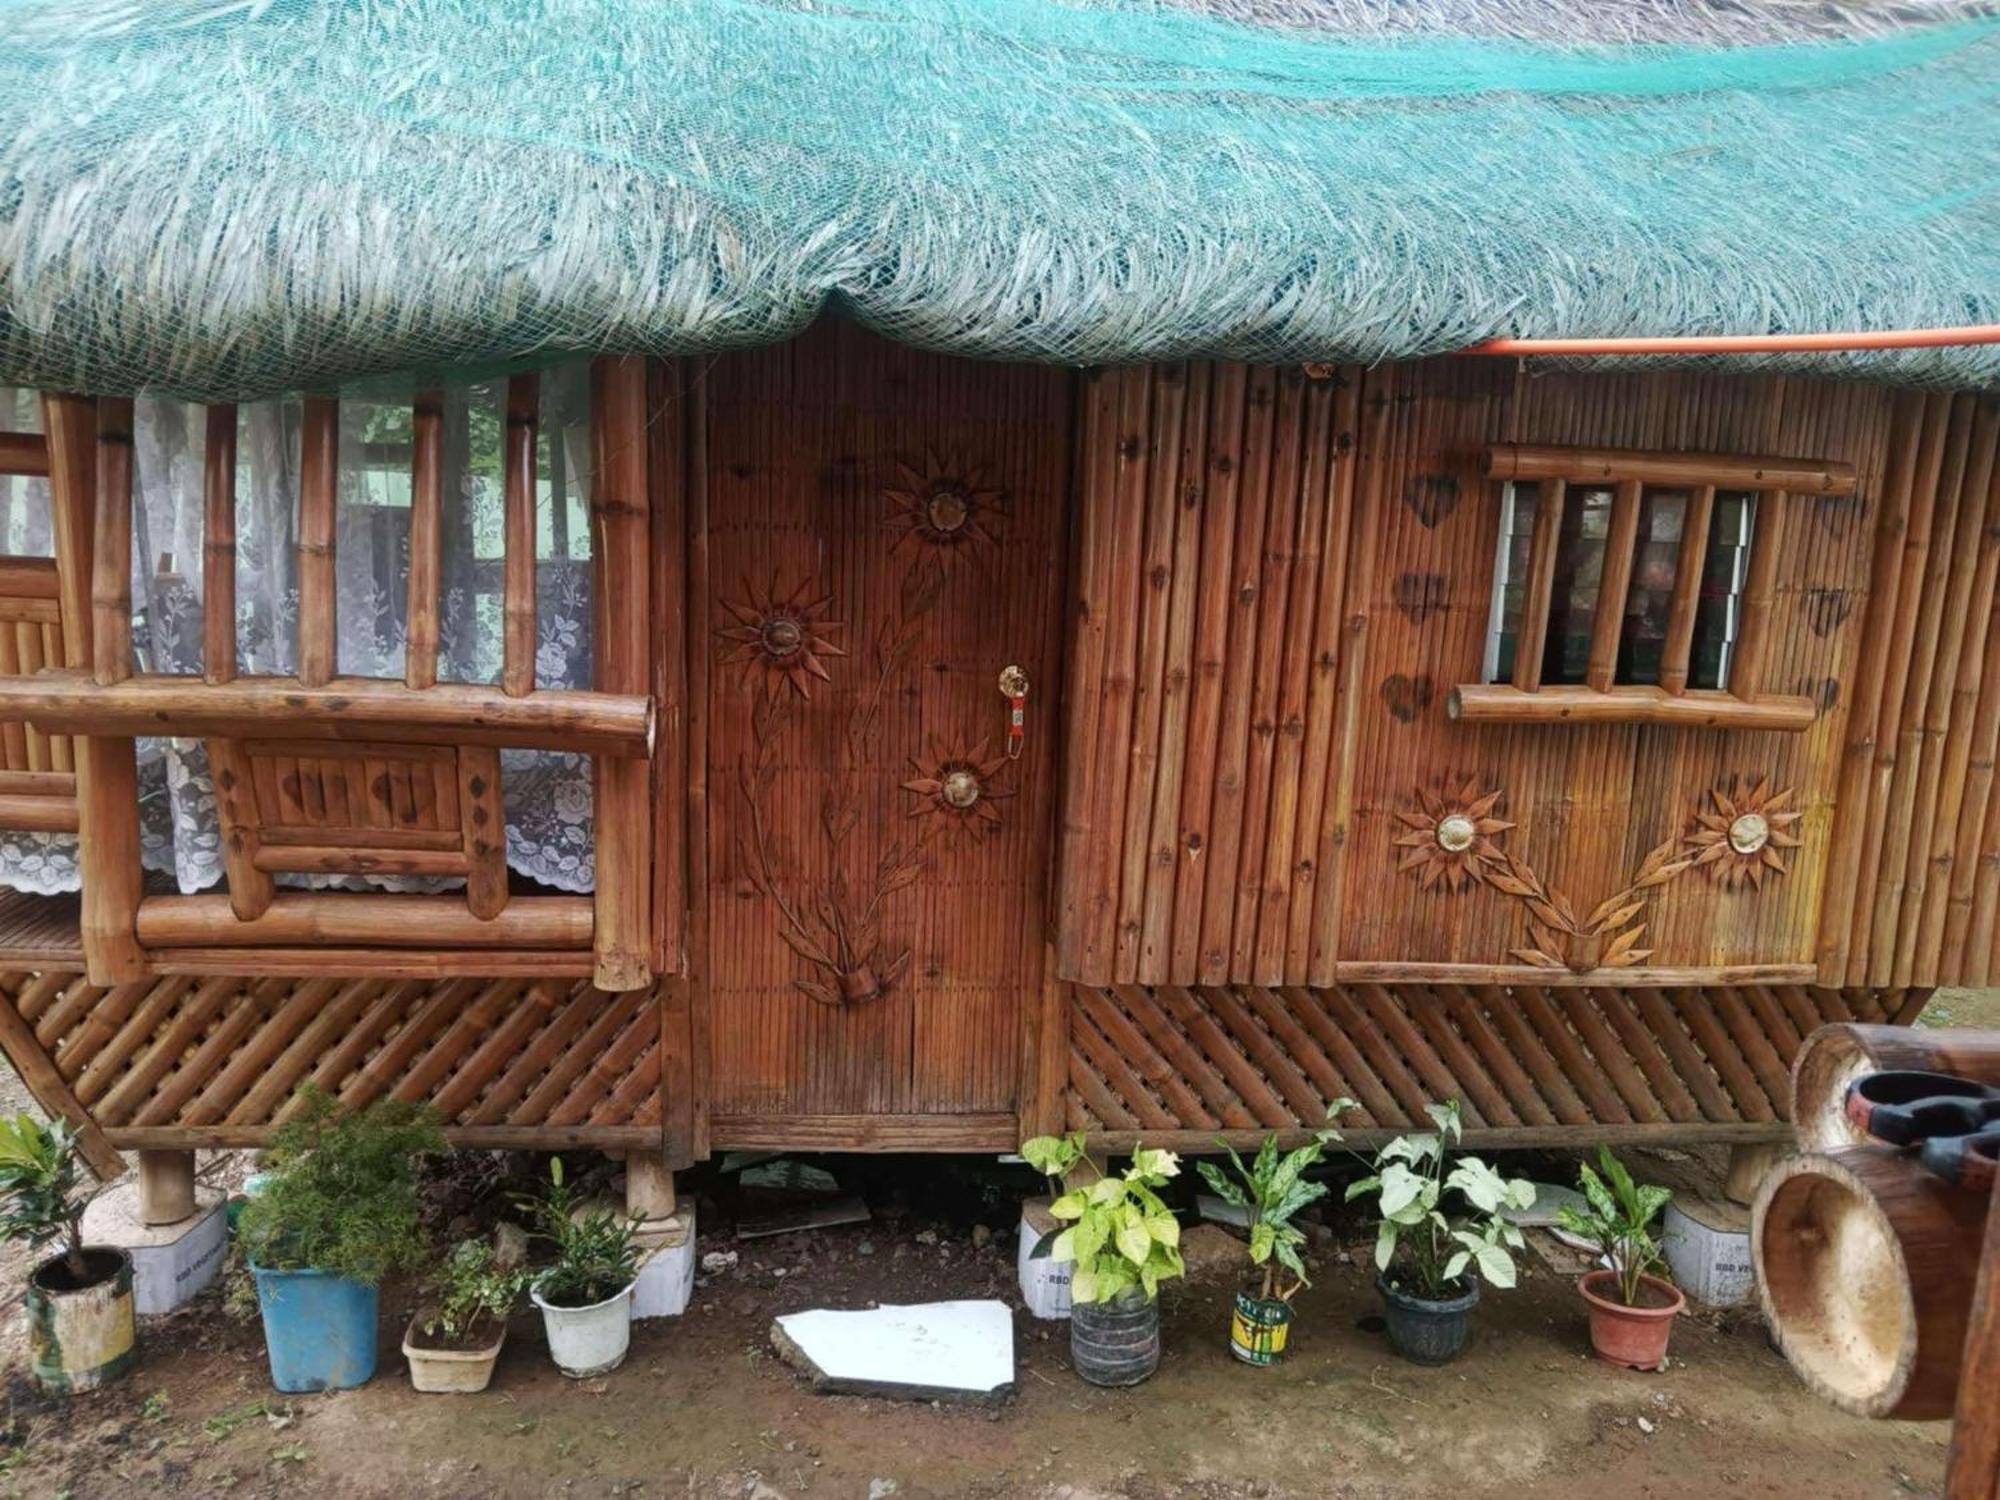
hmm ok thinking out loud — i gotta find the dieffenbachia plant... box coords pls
[1021,1133,1185,1304]
[1195,1098,1356,1304]
[1554,1145,1673,1307]
[1344,1100,1537,1300]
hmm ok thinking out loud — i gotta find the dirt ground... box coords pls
[0,992,1989,1500]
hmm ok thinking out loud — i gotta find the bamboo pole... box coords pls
[0,431,49,477]
[1487,444,1856,495]
[134,893,591,949]
[1446,682,1815,730]
[589,356,653,992]
[406,390,443,691]
[0,671,653,756]
[296,397,337,687]
[202,405,237,685]
[1584,478,1643,693]
[1658,482,1715,695]
[1511,476,1566,690]
[457,746,508,919]
[502,373,539,698]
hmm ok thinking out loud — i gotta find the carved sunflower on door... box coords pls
[902,737,1015,839]
[882,454,1007,564]
[1685,778,1802,890]
[718,576,847,699]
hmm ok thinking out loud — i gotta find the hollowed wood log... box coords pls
[1754,1147,1988,1420]
[1792,1022,2000,1152]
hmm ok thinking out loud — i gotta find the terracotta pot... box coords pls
[1578,1269,1684,1370]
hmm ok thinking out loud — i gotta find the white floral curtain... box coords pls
[0,371,597,895]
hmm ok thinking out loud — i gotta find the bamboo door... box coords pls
[699,324,1071,1145]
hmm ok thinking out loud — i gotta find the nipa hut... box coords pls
[0,0,1995,1221]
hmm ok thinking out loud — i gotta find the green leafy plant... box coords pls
[1021,1135,1184,1305]
[1195,1099,1354,1304]
[516,1158,641,1309]
[0,1114,93,1281]
[419,1238,527,1345]
[1344,1100,1536,1301]
[237,1090,442,1284]
[1555,1145,1673,1307]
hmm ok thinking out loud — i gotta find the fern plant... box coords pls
[238,1090,443,1284]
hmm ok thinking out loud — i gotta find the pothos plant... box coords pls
[1344,1100,1537,1300]
[1022,1133,1185,1305]
[1195,1098,1356,1305]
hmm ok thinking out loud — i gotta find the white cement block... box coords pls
[1017,1199,1071,1320]
[80,1181,227,1315]
[1663,1195,1755,1307]
[631,1208,696,1320]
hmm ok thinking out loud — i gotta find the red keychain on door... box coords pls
[999,665,1029,759]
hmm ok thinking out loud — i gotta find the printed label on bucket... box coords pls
[1229,1295,1291,1366]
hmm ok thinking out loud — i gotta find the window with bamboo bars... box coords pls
[1449,444,1855,732]
[0,362,661,993]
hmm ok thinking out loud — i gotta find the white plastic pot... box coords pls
[531,1278,634,1378]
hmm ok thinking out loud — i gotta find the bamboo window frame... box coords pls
[1448,444,1856,732]
[0,370,657,990]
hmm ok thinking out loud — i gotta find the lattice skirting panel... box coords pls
[1065,983,1929,1150]
[0,970,663,1165]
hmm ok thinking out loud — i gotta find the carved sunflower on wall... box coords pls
[901,737,1015,838]
[1393,778,1513,892]
[1686,778,1802,890]
[882,454,1007,563]
[718,576,847,699]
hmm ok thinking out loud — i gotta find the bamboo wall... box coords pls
[1054,360,2000,990]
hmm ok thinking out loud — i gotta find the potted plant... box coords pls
[0,1115,135,1392]
[1195,1104,1353,1365]
[403,1237,526,1393]
[1344,1100,1536,1365]
[1022,1133,1184,1387]
[519,1157,643,1378]
[1556,1145,1685,1370]
[238,1090,442,1393]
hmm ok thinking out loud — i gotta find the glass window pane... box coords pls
[1689,491,1758,690]
[1618,488,1687,686]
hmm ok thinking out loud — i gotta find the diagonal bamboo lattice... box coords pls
[1064,982,1928,1147]
[0,970,663,1157]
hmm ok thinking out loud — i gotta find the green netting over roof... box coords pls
[0,0,1996,400]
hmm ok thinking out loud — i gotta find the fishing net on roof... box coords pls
[0,0,1995,399]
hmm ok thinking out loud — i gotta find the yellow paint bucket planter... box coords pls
[1229,1291,1292,1365]
[25,1248,137,1394]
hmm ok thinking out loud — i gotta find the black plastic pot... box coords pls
[1070,1287,1159,1386]
[1377,1272,1479,1365]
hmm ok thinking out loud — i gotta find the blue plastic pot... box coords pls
[250,1263,379,1392]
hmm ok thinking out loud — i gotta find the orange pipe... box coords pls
[1459,324,2000,357]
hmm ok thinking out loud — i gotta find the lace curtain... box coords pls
[0,371,598,895]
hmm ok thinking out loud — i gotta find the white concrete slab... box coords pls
[771,1300,1015,1403]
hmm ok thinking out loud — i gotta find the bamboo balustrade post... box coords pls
[137,1148,197,1225]
[1584,478,1643,694]
[296,397,337,687]
[1730,488,1788,700]
[589,357,653,992]
[502,373,539,698]
[201,405,237,686]
[1658,481,1715,694]
[406,390,443,691]
[1510,476,1565,690]
[69,397,146,984]
[624,1150,676,1221]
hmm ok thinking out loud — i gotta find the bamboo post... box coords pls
[202,405,237,685]
[1510,476,1566,690]
[590,357,653,992]
[457,746,508,919]
[70,398,146,984]
[1946,1171,2000,1500]
[296,396,337,686]
[1730,488,1788,699]
[1584,478,1643,693]
[624,1150,676,1221]
[406,391,443,691]
[502,374,539,698]
[138,1148,197,1225]
[1658,482,1715,694]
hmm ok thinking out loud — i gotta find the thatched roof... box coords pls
[1,0,1996,399]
